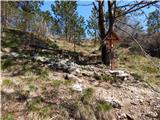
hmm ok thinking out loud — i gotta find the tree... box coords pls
[51,1,77,41]
[1,1,20,28]
[147,9,160,34]
[16,1,43,32]
[87,6,99,45]
[51,1,85,42]
[97,0,159,67]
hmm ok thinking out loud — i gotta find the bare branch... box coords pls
[115,1,159,18]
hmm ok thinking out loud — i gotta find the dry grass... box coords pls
[117,48,160,86]
[50,38,100,55]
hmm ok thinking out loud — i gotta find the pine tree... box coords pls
[147,9,160,34]
[87,6,99,45]
[51,1,85,42]
[16,1,43,32]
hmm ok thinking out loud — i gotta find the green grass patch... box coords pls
[27,98,41,112]
[81,88,95,104]
[51,80,63,89]
[102,75,114,81]
[1,57,15,70]
[96,101,112,112]
[39,106,52,117]
[141,65,159,73]
[2,113,14,120]
[131,73,144,81]
[2,79,13,86]
[63,79,74,85]
[29,84,38,92]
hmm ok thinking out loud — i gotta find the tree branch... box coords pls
[115,1,159,18]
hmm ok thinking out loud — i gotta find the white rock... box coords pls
[74,68,81,74]
[71,83,83,92]
[2,88,15,94]
[109,70,124,74]
[34,56,49,62]
[11,52,19,57]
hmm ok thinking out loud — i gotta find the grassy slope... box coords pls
[117,48,160,87]
[1,29,160,119]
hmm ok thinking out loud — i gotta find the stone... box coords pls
[82,70,94,77]
[109,69,130,81]
[2,88,15,94]
[64,74,82,83]
[105,98,121,109]
[34,56,50,62]
[11,52,19,57]
[145,111,158,118]
[71,83,83,92]
[74,68,81,74]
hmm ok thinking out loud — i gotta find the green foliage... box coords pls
[51,1,85,40]
[2,32,21,49]
[87,6,99,39]
[147,9,160,34]
[96,101,112,112]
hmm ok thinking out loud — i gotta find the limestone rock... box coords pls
[71,83,83,92]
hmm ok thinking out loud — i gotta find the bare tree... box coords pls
[98,0,159,69]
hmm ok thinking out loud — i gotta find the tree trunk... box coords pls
[108,0,116,69]
[98,0,110,65]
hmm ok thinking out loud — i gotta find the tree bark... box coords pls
[98,0,110,65]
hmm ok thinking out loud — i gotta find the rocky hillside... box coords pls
[1,29,160,120]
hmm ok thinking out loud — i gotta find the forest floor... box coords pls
[1,29,160,120]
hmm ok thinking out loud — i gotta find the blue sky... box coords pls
[41,1,93,20]
[40,1,157,31]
